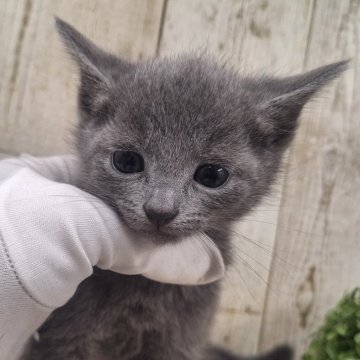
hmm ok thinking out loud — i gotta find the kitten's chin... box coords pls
[120,220,193,244]
[130,227,187,244]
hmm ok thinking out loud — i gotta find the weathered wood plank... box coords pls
[259,0,360,358]
[0,0,165,155]
[159,0,314,355]
[0,0,29,154]
[0,0,28,87]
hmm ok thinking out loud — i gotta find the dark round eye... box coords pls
[194,164,229,188]
[112,151,144,173]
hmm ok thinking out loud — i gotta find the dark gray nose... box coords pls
[143,188,179,227]
[144,207,179,227]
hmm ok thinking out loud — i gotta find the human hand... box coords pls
[0,155,224,309]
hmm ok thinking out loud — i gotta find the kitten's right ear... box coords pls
[55,18,130,119]
[55,17,112,87]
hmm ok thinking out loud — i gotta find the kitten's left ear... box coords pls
[256,60,349,147]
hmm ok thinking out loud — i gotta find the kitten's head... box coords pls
[56,18,347,247]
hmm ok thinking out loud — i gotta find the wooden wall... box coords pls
[1,1,359,358]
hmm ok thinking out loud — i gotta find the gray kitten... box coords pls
[25,18,347,360]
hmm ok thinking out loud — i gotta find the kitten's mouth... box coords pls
[129,225,186,244]
[120,218,192,244]
[112,202,199,243]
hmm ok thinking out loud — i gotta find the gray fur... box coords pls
[25,18,347,360]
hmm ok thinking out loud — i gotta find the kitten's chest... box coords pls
[30,270,218,360]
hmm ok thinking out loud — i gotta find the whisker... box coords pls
[208,224,301,270]
[240,218,322,237]
[202,233,261,304]
[194,234,251,306]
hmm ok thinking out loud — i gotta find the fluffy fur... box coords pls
[24,18,347,360]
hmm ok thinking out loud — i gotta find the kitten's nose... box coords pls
[144,207,179,227]
[143,189,179,227]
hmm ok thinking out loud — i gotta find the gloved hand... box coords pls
[0,155,224,309]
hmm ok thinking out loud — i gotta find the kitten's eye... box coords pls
[112,151,144,173]
[194,164,229,188]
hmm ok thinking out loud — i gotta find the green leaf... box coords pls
[303,288,360,360]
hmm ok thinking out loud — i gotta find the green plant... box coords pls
[303,288,360,360]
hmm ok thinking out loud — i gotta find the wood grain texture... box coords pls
[0,0,30,154]
[159,0,314,355]
[0,0,164,155]
[259,1,360,358]
[0,1,359,359]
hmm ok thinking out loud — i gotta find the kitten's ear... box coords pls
[55,18,129,119]
[256,61,349,147]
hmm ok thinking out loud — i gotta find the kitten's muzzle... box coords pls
[143,188,179,227]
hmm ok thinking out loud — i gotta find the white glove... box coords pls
[0,155,224,310]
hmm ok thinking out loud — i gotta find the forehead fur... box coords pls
[106,56,253,158]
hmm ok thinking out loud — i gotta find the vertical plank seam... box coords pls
[256,0,318,351]
[4,0,32,118]
[155,0,169,56]
[303,0,317,71]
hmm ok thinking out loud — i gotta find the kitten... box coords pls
[24,18,347,360]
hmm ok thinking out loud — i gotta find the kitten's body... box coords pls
[27,271,219,360]
[25,269,290,360]
[25,19,346,360]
